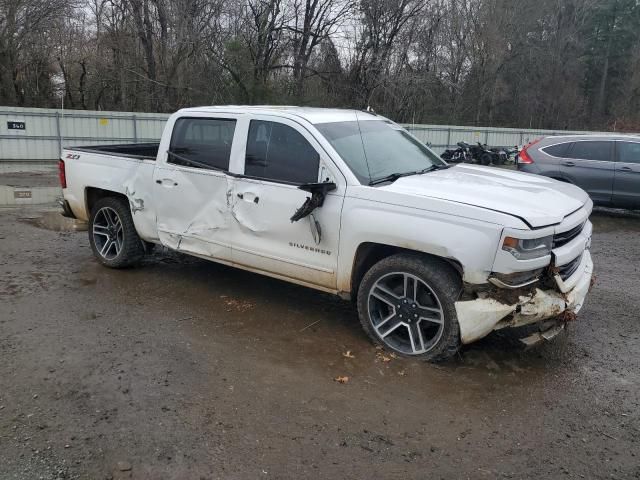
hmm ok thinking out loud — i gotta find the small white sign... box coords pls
[7,120,26,134]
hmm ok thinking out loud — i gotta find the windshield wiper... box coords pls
[368,164,450,186]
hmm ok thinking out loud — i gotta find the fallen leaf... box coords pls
[223,298,254,312]
[334,376,349,384]
[342,351,355,359]
[398,370,406,376]
[376,352,392,363]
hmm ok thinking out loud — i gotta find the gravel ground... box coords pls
[0,205,639,480]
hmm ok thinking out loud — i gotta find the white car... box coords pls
[59,106,594,361]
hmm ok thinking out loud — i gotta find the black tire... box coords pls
[88,196,144,268]
[480,153,492,166]
[143,241,157,254]
[356,253,462,362]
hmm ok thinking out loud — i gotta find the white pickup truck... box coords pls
[59,106,594,361]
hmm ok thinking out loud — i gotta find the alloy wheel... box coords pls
[367,272,445,355]
[92,206,124,260]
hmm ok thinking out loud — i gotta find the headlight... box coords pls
[502,235,553,260]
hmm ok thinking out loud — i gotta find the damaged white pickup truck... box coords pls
[59,106,594,361]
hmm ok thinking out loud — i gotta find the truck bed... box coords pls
[69,143,160,160]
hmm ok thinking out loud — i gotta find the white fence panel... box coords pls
[0,107,169,161]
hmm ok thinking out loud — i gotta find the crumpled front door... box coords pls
[229,177,343,290]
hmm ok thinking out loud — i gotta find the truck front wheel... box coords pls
[88,196,144,268]
[357,254,462,362]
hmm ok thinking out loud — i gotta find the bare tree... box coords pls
[349,0,427,107]
[288,0,351,99]
[1,0,639,131]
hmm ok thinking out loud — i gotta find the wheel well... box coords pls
[85,187,128,215]
[350,242,463,298]
[550,176,571,183]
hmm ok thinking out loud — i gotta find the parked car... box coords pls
[517,134,640,209]
[59,106,594,361]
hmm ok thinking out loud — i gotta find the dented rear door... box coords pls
[153,114,242,261]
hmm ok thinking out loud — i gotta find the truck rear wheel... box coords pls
[88,196,144,268]
[357,254,462,362]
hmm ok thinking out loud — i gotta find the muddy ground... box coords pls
[0,203,639,480]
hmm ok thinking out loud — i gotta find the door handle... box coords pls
[563,161,575,167]
[156,179,178,186]
[237,192,259,203]
[620,166,633,172]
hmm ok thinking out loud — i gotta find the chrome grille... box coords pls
[558,254,583,280]
[553,222,585,249]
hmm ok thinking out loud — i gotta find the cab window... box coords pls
[169,117,236,170]
[245,120,319,184]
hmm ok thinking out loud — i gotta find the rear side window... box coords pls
[617,142,640,164]
[169,118,236,170]
[542,142,572,158]
[245,120,319,184]
[568,141,612,162]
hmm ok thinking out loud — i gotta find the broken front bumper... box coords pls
[455,250,594,344]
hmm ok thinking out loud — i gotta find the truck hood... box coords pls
[381,164,589,228]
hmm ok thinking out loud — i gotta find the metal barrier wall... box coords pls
[0,106,624,161]
[0,107,169,161]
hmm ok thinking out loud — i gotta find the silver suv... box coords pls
[517,134,640,209]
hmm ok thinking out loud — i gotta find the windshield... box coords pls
[315,119,445,185]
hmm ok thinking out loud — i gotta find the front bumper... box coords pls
[455,250,594,344]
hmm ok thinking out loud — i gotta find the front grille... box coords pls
[558,254,583,280]
[553,222,585,249]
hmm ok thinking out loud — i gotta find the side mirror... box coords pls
[290,182,337,222]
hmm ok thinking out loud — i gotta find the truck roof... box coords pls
[176,105,382,125]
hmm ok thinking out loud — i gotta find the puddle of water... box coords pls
[18,211,87,232]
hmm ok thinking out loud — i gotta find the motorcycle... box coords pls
[442,142,520,166]
[458,142,498,165]
[441,142,473,163]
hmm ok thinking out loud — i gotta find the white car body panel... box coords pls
[61,106,595,347]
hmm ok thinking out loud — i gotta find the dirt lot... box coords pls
[1,204,639,480]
